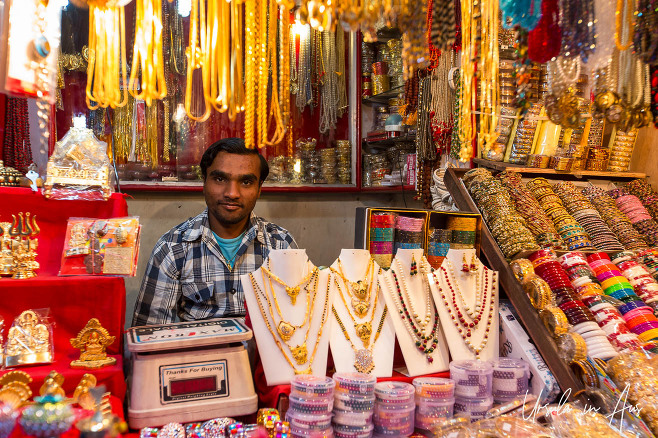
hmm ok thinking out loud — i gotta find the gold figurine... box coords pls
[0,212,40,278]
[0,371,33,409]
[5,310,53,367]
[73,374,97,410]
[39,371,65,398]
[70,318,117,369]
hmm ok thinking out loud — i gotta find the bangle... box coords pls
[157,424,185,438]
[540,307,569,337]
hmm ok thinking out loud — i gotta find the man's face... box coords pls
[203,152,262,231]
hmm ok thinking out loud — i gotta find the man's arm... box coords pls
[132,239,183,326]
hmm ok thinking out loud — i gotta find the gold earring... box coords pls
[462,253,469,272]
[470,253,478,272]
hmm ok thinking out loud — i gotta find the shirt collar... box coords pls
[182,209,266,245]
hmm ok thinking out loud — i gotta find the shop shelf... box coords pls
[443,167,591,405]
[473,158,646,181]
[362,85,405,105]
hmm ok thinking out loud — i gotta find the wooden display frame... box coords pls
[443,167,591,404]
[354,206,482,256]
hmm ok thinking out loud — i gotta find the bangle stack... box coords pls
[608,187,658,246]
[526,178,594,251]
[497,171,563,249]
[636,248,658,281]
[553,181,624,251]
[626,178,658,223]
[582,186,649,251]
[588,252,658,344]
[369,213,396,269]
[464,169,539,258]
[612,256,658,314]
[530,249,618,359]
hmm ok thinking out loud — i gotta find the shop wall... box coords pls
[123,191,422,326]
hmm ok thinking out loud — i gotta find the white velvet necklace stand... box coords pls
[378,248,450,376]
[241,249,333,386]
[328,249,395,377]
[428,248,499,362]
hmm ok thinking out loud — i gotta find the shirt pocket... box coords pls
[181,281,215,304]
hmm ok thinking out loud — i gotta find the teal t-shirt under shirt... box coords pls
[213,231,245,269]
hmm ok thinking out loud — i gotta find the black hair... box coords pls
[200,138,269,183]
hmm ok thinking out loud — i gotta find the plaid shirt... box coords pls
[132,209,297,326]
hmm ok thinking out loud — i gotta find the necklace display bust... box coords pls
[241,249,333,385]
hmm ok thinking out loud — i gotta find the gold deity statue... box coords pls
[5,310,52,367]
[70,318,116,369]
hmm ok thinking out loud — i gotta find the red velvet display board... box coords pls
[0,187,129,276]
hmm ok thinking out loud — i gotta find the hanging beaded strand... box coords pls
[2,97,32,173]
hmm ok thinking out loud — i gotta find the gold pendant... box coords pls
[286,286,300,305]
[351,280,368,300]
[291,343,308,365]
[351,297,370,318]
[277,321,295,342]
[355,322,372,346]
[354,349,374,374]
[294,367,312,375]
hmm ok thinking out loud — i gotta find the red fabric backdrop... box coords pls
[0,188,129,401]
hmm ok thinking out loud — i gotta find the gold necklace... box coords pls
[249,271,331,375]
[261,260,318,305]
[244,0,257,148]
[332,275,380,346]
[86,4,128,110]
[129,0,167,106]
[262,269,319,341]
[185,0,210,121]
[330,258,375,317]
[332,305,388,374]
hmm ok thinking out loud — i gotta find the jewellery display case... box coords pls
[52,4,363,193]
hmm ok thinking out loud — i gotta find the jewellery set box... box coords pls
[59,217,141,276]
[354,207,482,269]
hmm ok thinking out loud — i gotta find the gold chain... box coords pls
[244,0,257,148]
[129,0,167,106]
[332,257,375,303]
[261,260,318,305]
[264,268,319,330]
[478,0,499,156]
[185,0,210,121]
[86,5,128,110]
[250,271,331,375]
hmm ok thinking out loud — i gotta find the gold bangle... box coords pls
[540,307,569,337]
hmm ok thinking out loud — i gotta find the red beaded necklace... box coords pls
[3,97,32,173]
[386,264,441,363]
[432,267,497,357]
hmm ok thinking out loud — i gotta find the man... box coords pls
[132,138,297,326]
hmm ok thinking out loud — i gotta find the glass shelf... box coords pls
[362,85,405,105]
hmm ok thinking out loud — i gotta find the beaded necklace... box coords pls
[432,268,497,357]
[384,258,441,363]
[559,0,596,61]
[441,260,485,321]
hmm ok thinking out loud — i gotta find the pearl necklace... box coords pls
[432,269,497,358]
[442,259,484,321]
[394,258,432,329]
